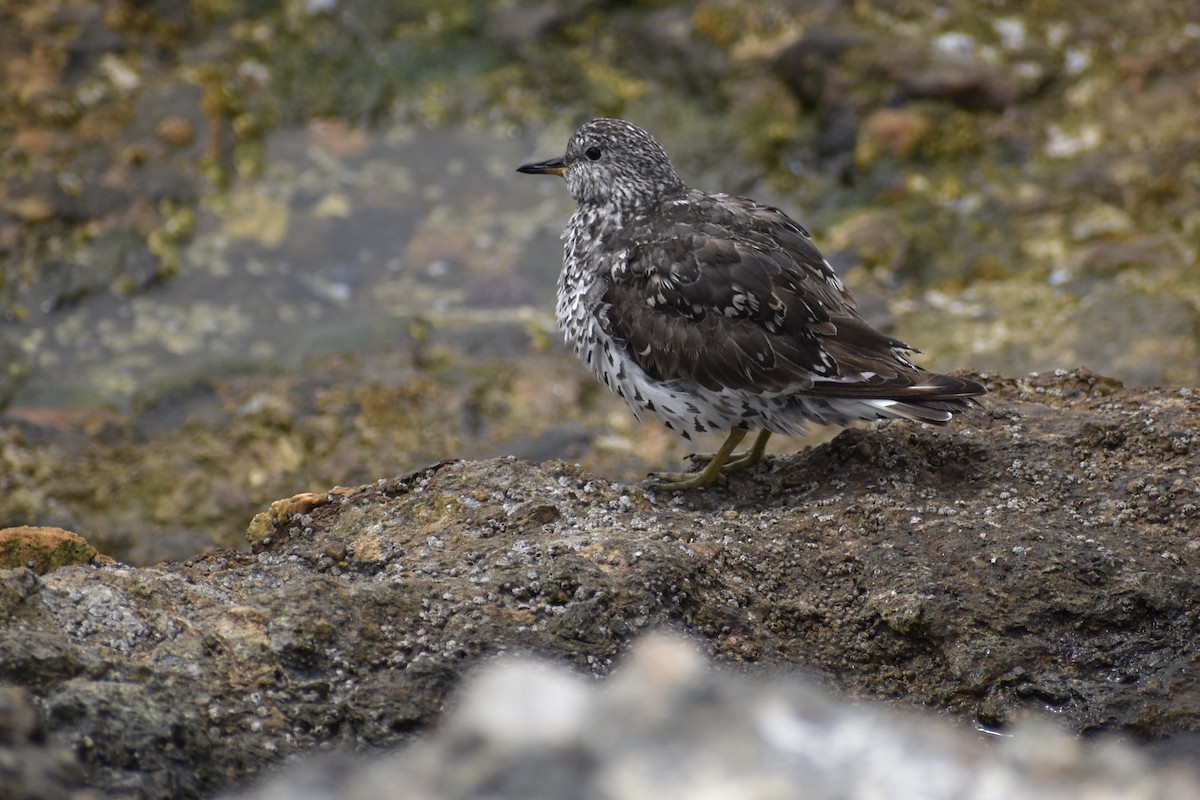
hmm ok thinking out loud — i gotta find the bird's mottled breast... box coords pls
[556,205,638,348]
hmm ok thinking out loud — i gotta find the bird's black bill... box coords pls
[516,156,566,176]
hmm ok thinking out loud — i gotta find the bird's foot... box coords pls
[648,430,772,491]
[648,465,728,490]
[685,449,760,472]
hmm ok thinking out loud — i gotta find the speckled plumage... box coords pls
[519,118,984,488]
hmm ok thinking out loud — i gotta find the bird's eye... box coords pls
[585,146,602,161]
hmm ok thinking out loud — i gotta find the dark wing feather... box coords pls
[601,192,969,400]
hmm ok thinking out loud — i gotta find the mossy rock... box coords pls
[0,526,100,573]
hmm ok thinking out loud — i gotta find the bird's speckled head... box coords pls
[518,118,684,211]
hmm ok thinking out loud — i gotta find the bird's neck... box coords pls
[580,180,684,222]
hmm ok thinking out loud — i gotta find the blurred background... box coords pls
[1,0,1197,563]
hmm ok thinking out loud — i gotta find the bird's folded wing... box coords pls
[600,196,961,399]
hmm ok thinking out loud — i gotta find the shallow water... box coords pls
[8,122,577,411]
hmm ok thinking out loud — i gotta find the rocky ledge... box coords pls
[2,369,1198,798]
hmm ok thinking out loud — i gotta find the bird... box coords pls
[517,118,984,490]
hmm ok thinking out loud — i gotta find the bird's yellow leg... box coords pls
[651,428,748,490]
[684,429,771,472]
[722,429,772,471]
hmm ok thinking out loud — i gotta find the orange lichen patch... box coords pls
[3,195,56,224]
[245,492,329,544]
[0,526,100,573]
[856,108,935,167]
[2,406,130,437]
[155,115,196,147]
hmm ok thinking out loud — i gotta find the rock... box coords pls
[772,27,862,161]
[16,230,162,313]
[0,370,1198,799]
[245,491,334,545]
[153,115,195,147]
[224,634,1200,800]
[4,196,57,224]
[855,107,934,167]
[773,26,859,113]
[0,527,99,573]
[824,209,907,273]
[898,68,1020,112]
[0,684,89,800]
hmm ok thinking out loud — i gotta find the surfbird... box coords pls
[518,118,985,489]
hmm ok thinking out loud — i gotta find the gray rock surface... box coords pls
[1,369,1198,798]
[0,685,89,800]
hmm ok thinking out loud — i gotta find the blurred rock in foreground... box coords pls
[225,635,1200,800]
